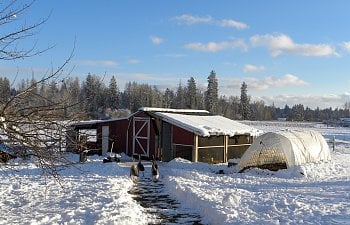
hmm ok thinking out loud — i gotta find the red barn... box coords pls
[68,108,261,163]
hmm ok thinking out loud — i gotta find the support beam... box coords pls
[193,135,198,162]
[224,135,228,163]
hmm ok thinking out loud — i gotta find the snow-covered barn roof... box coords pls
[72,120,102,126]
[139,107,209,114]
[72,108,211,128]
[72,117,126,127]
[154,112,262,137]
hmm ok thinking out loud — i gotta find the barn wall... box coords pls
[95,119,129,155]
[161,121,173,162]
[107,120,128,154]
[172,125,194,162]
[172,125,194,145]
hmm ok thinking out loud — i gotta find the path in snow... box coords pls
[127,162,203,225]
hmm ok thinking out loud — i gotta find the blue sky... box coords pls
[1,0,350,109]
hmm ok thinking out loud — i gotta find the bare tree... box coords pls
[0,0,82,182]
[0,0,52,60]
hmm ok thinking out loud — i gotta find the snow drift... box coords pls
[238,130,331,171]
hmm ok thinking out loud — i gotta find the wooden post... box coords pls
[193,135,198,162]
[224,135,228,163]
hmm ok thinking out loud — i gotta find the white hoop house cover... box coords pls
[238,130,331,170]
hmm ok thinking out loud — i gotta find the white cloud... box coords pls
[184,39,247,52]
[75,60,118,67]
[173,14,248,30]
[219,74,308,96]
[150,35,164,45]
[173,14,212,25]
[243,64,265,73]
[342,41,350,51]
[258,93,349,109]
[250,34,338,57]
[266,74,307,87]
[246,74,308,90]
[220,19,248,30]
[128,59,140,64]
[156,53,187,58]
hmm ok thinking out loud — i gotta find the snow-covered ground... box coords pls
[1,121,350,224]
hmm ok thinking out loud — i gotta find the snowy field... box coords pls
[1,121,350,224]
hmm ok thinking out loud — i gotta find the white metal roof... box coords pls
[155,112,262,137]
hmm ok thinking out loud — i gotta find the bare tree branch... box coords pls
[0,0,53,60]
[0,1,81,184]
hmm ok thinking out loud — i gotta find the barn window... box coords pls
[198,136,224,147]
[173,144,193,161]
[228,135,251,145]
[198,147,224,163]
[198,136,225,163]
[227,135,252,159]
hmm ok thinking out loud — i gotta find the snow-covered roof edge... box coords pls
[155,112,262,137]
[72,108,210,126]
[72,117,127,126]
[139,107,209,114]
[156,113,207,136]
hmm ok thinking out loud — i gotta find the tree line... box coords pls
[1,71,349,122]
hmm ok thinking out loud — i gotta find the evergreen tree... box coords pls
[217,96,230,117]
[0,77,11,103]
[228,96,240,119]
[163,88,174,108]
[250,100,264,120]
[82,73,106,118]
[47,80,59,102]
[185,77,197,109]
[173,81,186,108]
[290,104,305,121]
[107,75,119,110]
[205,70,218,114]
[196,90,204,110]
[239,81,250,120]
[64,77,83,117]
[151,85,163,108]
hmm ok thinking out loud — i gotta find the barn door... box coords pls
[133,117,150,157]
[102,126,109,155]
